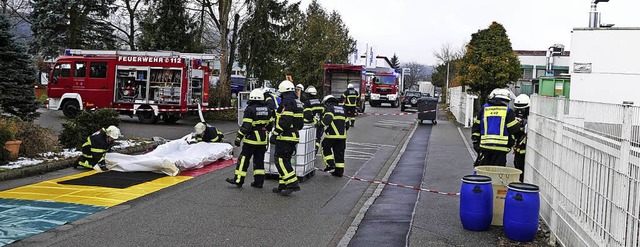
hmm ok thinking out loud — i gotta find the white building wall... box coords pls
[570,28,640,105]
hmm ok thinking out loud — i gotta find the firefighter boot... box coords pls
[225,178,243,188]
[251,175,264,188]
[280,181,301,196]
[272,184,286,193]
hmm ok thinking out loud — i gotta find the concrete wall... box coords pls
[570,28,640,105]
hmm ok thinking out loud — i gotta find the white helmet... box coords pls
[105,125,122,139]
[278,80,295,92]
[322,95,338,104]
[492,88,511,101]
[296,84,304,91]
[305,86,317,96]
[249,89,264,101]
[194,122,207,135]
[514,94,531,109]
[347,83,354,89]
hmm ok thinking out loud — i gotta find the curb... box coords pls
[0,142,160,182]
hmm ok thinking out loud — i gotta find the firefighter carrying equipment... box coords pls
[271,91,304,194]
[76,128,113,171]
[236,100,274,146]
[194,122,224,143]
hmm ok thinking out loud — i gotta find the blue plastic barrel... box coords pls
[504,182,540,242]
[459,175,493,231]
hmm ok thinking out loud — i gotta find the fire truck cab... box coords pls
[48,49,214,124]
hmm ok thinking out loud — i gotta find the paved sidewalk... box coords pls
[409,120,502,246]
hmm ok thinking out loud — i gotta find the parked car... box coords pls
[400,91,423,111]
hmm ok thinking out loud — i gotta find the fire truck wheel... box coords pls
[62,100,80,118]
[137,111,158,124]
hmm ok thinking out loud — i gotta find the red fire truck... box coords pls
[368,67,400,108]
[47,49,216,123]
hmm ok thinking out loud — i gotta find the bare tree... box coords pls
[433,43,466,102]
[108,0,146,50]
[403,62,430,90]
[2,0,31,28]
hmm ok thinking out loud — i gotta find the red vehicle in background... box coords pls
[368,67,400,108]
[322,64,367,113]
[47,49,215,123]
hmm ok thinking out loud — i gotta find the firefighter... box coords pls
[226,89,274,188]
[270,80,304,196]
[513,94,530,182]
[75,125,121,171]
[303,86,325,153]
[264,87,280,113]
[342,83,359,127]
[296,83,307,103]
[471,88,521,167]
[318,95,349,177]
[193,122,224,143]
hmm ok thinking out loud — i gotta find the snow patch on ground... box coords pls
[0,140,150,170]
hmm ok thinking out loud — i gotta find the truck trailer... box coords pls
[323,64,367,113]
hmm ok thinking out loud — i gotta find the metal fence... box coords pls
[527,95,640,247]
[448,86,476,127]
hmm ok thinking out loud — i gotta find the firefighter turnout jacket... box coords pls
[304,96,324,124]
[471,99,521,152]
[342,88,359,107]
[274,91,304,143]
[237,101,274,145]
[321,104,349,139]
[265,92,280,112]
[197,124,224,143]
[77,128,112,168]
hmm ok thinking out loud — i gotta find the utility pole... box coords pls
[445,62,450,104]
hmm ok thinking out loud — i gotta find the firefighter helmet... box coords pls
[492,88,511,101]
[105,125,122,139]
[278,80,295,92]
[514,94,531,109]
[194,122,207,135]
[347,83,354,89]
[249,89,264,101]
[305,86,317,96]
[322,95,338,105]
[296,84,304,91]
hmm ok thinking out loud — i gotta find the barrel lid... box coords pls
[507,182,539,192]
[461,175,492,184]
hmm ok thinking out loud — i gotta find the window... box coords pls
[74,62,87,78]
[536,69,546,78]
[54,63,71,78]
[373,75,395,85]
[522,69,533,79]
[90,62,108,78]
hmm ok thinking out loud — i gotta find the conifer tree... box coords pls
[0,12,37,120]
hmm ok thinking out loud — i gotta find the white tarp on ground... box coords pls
[105,137,233,176]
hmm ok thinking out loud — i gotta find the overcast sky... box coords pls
[298,0,640,65]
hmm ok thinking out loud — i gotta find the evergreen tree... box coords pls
[390,53,400,71]
[0,13,37,120]
[30,0,117,58]
[238,0,296,84]
[458,21,521,104]
[138,0,197,52]
[286,0,354,93]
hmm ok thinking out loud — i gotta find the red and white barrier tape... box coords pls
[360,110,436,116]
[314,168,460,196]
[111,107,234,112]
